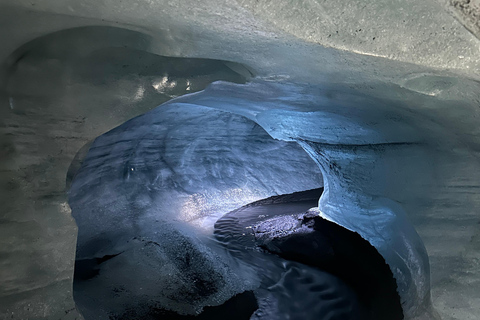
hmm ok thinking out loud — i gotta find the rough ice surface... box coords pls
[150,80,441,319]
[213,189,373,320]
[1,0,480,320]
[214,189,403,320]
[68,102,323,318]
[70,77,476,319]
[69,103,323,251]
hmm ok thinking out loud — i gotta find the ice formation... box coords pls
[68,101,324,319]
[1,1,480,320]
[68,78,472,319]
[154,80,438,318]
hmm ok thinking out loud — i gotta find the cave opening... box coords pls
[66,73,407,319]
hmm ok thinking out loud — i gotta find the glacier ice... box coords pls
[1,1,480,320]
[68,101,323,318]
[68,77,471,319]
[215,189,402,320]
[143,80,439,319]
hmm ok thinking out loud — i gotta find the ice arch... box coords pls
[69,101,325,319]
[68,78,447,319]
[0,25,256,320]
[165,79,443,319]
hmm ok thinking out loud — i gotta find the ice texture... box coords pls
[214,190,402,320]
[69,103,323,253]
[149,79,476,319]
[214,189,371,320]
[68,102,323,318]
[1,1,480,319]
[0,28,253,320]
[69,77,470,319]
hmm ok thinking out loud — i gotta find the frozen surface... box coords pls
[0,1,480,320]
[69,103,323,255]
[214,189,402,320]
[70,77,480,319]
[68,102,323,318]
[0,28,252,320]
[151,80,439,319]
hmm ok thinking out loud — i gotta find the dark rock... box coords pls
[113,291,258,320]
[256,213,404,320]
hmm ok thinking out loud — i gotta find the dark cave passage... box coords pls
[68,87,325,319]
[53,42,428,318]
[214,188,403,320]
[73,188,403,320]
[3,2,480,320]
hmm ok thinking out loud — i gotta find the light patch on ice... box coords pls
[152,76,177,93]
[133,86,145,101]
[336,46,389,59]
[179,188,264,232]
[59,201,71,216]
[259,74,291,82]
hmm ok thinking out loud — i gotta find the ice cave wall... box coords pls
[168,80,461,319]
[0,1,480,320]
[68,101,325,319]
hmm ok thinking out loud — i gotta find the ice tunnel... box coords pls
[1,1,480,320]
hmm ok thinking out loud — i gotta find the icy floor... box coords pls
[72,188,371,320]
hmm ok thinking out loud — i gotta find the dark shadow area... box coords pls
[74,252,122,281]
[258,212,403,320]
[215,188,403,320]
[114,291,258,320]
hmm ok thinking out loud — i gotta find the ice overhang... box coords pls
[1,1,480,320]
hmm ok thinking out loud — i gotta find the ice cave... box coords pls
[0,1,479,320]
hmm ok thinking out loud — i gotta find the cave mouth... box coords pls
[50,29,408,318]
[67,90,325,319]
[67,88,403,319]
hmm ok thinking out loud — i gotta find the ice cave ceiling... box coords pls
[0,1,480,320]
